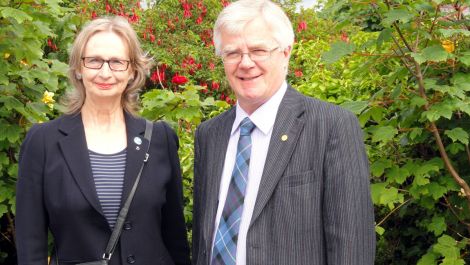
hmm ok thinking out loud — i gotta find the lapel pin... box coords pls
[134,137,142,145]
[136,146,140,151]
[281,134,288,141]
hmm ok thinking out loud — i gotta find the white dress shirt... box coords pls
[212,82,288,265]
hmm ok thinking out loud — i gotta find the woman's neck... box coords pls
[81,100,125,128]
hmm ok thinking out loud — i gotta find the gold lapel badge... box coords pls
[281,134,288,141]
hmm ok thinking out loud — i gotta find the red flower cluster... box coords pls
[297,21,307,33]
[294,69,303,77]
[91,2,141,23]
[150,64,168,84]
[340,32,349,43]
[172,73,188,85]
[47,38,58,51]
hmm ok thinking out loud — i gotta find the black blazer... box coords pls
[16,112,190,265]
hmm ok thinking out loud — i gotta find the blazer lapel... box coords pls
[121,112,147,206]
[203,108,236,243]
[58,113,103,215]
[250,87,306,225]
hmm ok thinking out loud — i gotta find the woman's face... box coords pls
[79,31,134,105]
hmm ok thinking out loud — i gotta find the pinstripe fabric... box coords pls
[193,86,376,265]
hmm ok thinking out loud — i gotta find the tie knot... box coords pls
[239,117,256,136]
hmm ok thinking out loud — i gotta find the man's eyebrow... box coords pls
[222,46,238,53]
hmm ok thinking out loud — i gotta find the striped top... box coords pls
[89,148,127,229]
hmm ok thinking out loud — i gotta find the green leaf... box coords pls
[375,225,385,236]
[409,128,423,140]
[0,124,22,143]
[417,252,438,265]
[438,29,470,38]
[0,205,7,216]
[427,182,448,200]
[321,41,355,64]
[433,235,461,260]
[410,96,427,107]
[340,100,368,114]
[371,126,398,143]
[423,102,453,122]
[459,52,470,66]
[447,143,465,155]
[382,9,414,26]
[451,73,470,91]
[444,128,469,145]
[427,216,446,236]
[377,28,393,49]
[386,166,410,184]
[411,45,449,64]
[0,7,32,24]
[370,159,392,177]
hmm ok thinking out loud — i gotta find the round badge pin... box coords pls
[134,137,142,145]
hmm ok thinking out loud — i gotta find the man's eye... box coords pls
[251,49,268,56]
[226,52,240,58]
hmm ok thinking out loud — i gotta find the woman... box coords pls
[16,16,190,265]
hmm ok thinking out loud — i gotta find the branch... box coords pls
[425,3,440,47]
[442,196,470,232]
[155,64,166,90]
[384,0,414,52]
[413,61,470,211]
[376,198,412,227]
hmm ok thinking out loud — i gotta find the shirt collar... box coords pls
[231,81,288,136]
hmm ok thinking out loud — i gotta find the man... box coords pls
[192,1,376,264]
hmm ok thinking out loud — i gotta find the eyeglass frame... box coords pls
[81,57,131,71]
[221,47,281,64]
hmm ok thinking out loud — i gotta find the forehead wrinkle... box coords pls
[222,39,274,53]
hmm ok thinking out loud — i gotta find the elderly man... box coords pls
[192,1,376,264]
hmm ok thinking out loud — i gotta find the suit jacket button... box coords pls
[123,221,132,230]
[127,255,136,264]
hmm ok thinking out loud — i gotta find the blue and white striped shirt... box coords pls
[89,149,127,229]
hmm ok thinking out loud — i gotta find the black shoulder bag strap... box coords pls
[102,119,154,262]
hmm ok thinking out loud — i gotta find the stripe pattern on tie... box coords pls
[211,117,256,265]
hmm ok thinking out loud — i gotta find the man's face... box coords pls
[220,18,291,114]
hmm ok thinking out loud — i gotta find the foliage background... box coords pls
[0,0,469,264]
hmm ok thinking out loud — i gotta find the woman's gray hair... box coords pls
[64,16,153,115]
[213,0,294,56]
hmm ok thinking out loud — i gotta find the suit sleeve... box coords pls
[160,123,191,265]
[15,124,49,265]
[323,111,376,265]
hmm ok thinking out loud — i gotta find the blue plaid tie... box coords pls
[211,117,256,265]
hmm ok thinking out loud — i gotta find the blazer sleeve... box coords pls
[323,111,376,265]
[15,124,49,265]
[160,122,191,265]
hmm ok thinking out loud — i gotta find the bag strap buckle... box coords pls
[103,253,112,261]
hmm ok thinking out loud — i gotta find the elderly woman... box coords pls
[15,16,190,265]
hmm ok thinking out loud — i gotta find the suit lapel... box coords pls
[58,113,103,215]
[121,112,147,206]
[204,109,235,243]
[250,87,306,225]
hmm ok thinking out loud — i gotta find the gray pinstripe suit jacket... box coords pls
[192,86,375,265]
